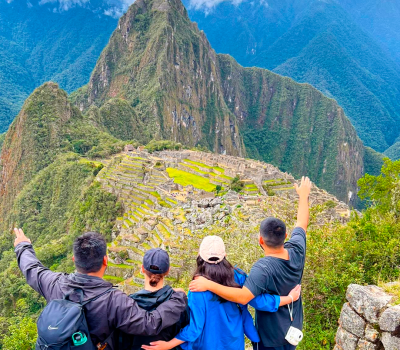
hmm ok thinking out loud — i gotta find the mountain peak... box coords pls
[0,82,80,220]
[68,0,378,205]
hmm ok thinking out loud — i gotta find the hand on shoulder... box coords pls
[189,276,211,292]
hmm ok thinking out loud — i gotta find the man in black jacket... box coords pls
[14,229,187,349]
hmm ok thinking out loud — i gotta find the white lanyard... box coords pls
[288,295,294,322]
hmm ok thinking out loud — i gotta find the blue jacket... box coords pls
[176,269,280,350]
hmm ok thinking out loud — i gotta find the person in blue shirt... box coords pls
[141,236,301,350]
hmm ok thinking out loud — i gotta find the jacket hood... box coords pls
[130,285,174,311]
[58,273,113,302]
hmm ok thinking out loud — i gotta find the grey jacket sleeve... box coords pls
[109,290,188,336]
[14,242,63,301]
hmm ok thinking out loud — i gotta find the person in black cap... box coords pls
[117,248,189,350]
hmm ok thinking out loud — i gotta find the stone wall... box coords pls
[335,284,400,350]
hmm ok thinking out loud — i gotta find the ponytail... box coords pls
[149,274,163,287]
[143,266,167,287]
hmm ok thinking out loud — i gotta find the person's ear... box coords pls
[259,235,265,246]
[141,265,145,274]
[72,256,75,262]
[285,233,288,239]
[103,256,108,267]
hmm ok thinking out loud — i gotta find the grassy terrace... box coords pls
[103,275,125,284]
[108,262,133,269]
[184,159,226,173]
[166,168,216,192]
[183,163,209,175]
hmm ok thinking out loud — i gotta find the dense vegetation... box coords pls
[0,0,120,133]
[185,0,400,153]
[301,159,400,348]
[145,140,183,153]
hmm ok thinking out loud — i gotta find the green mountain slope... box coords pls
[0,82,124,224]
[338,0,400,66]
[184,0,400,153]
[0,0,119,133]
[0,133,4,153]
[385,142,400,161]
[72,0,378,204]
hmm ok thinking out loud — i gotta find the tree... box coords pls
[358,158,400,215]
[230,176,244,193]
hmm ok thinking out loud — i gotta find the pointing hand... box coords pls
[13,228,31,247]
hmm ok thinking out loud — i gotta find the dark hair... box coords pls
[143,265,168,287]
[260,217,286,248]
[194,256,240,302]
[73,232,107,273]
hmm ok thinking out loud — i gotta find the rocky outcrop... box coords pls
[335,284,400,350]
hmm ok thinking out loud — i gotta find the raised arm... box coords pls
[14,228,62,301]
[294,177,312,232]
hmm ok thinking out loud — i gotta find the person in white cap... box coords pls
[141,236,300,350]
[188,176,312,350]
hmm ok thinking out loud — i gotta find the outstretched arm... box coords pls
[14,228,62,301]
[294,177,311,232]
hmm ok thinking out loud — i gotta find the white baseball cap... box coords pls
[199,236,226,264]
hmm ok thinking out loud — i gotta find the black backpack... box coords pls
[36,288,113,350]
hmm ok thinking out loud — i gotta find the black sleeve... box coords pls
[109,290,188,336]
[285,227,306,255]
[14,242,64,301]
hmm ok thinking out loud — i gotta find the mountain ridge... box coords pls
[0,0,119,133]
[184,0,400,153]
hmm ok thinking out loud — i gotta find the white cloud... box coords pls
[35,0,135,17]
[39,0,90,11]
[188,0,244,13]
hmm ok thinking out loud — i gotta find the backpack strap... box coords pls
[63,288,115,306]
[82,288,115,306]
[64,288,84,303]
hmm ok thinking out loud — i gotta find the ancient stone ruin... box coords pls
[335,284,400,350]
[97,149,351,293]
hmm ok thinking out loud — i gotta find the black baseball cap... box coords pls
[143,248,170,274]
